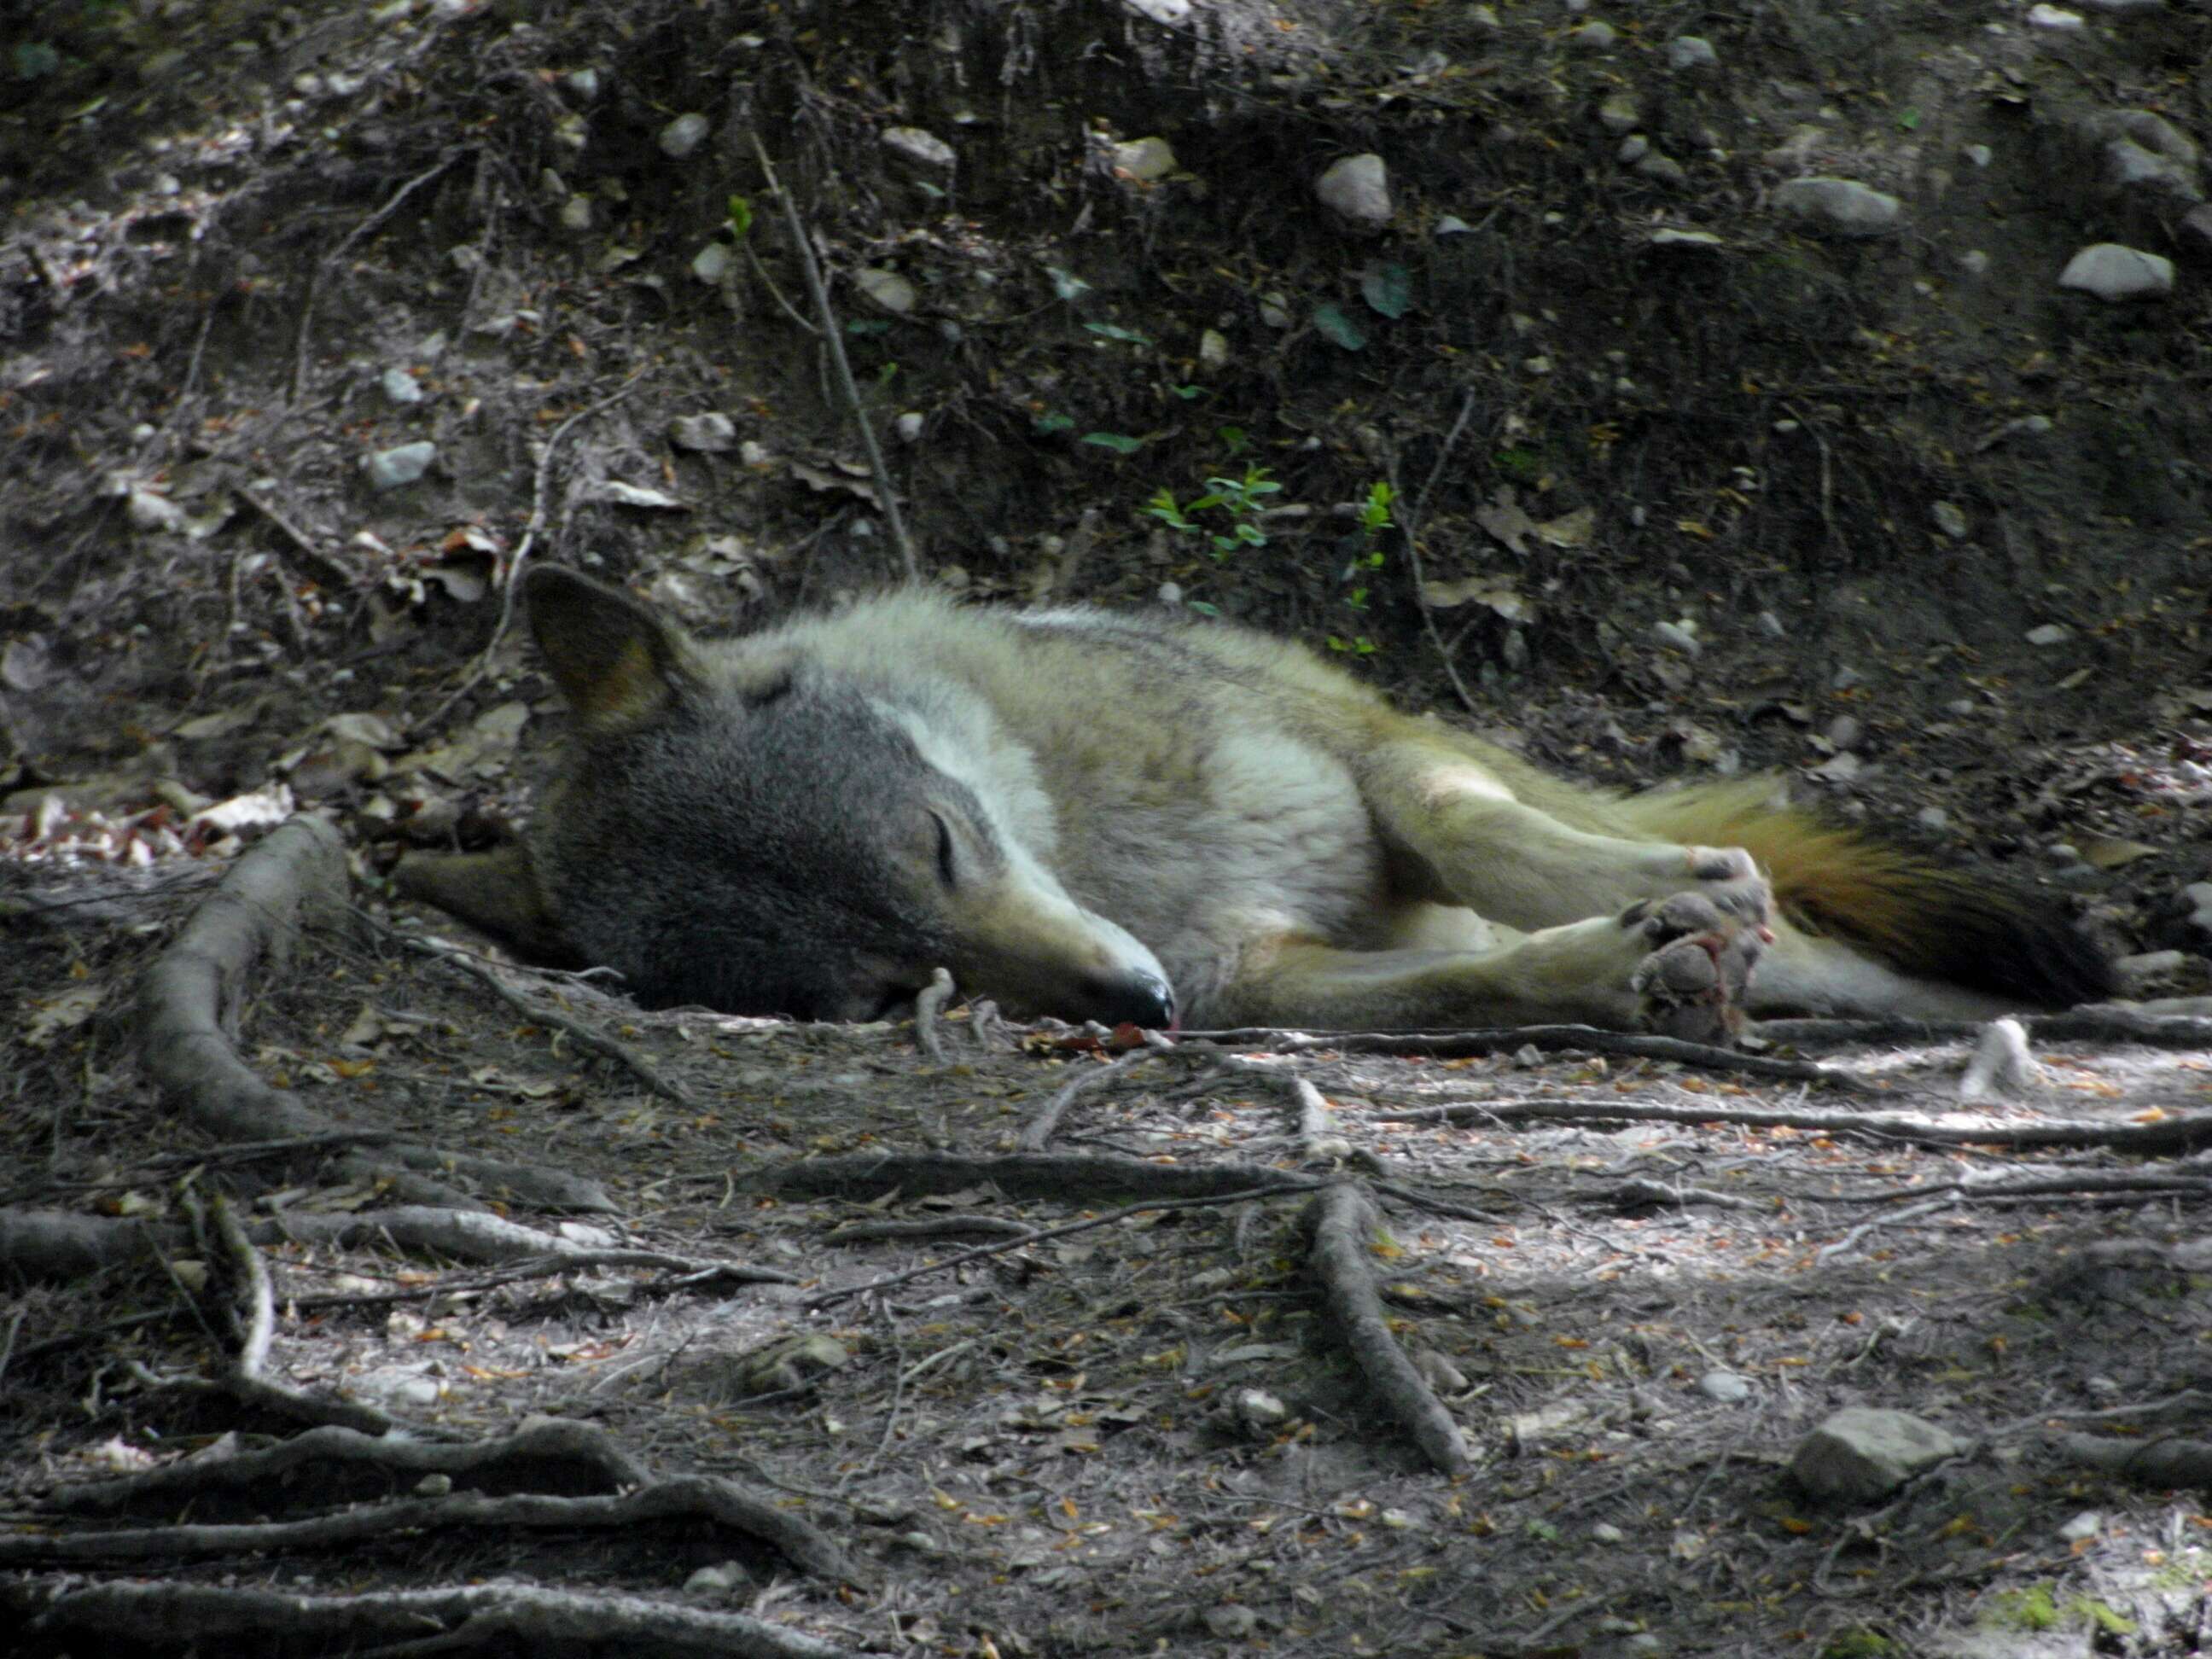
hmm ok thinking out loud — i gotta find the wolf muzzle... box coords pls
[1080,966,1177,1031]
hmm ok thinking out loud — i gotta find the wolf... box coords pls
[396,568,2115,1039]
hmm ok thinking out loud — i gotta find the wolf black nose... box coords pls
[1091,969,1175,1031]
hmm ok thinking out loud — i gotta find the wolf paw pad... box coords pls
[1626,883,1771,1045]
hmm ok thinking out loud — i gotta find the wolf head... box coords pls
[403,569,1174,1027]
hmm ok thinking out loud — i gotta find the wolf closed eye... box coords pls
[398,568,2115,1041]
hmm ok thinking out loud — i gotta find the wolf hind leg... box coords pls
[1211,885,1768,1039]
[1352,734,1760,934]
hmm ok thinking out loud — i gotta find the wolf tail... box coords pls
[1618,780,2116,1010]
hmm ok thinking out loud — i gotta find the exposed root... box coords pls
[7,1578,853,1659]
[1301,1184,1474,1477]
[137,818,613,1212]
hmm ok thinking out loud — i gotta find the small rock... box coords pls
[1316,154,1392,229]
[1825,715,1862,749]
[1198,328,1229,369]
[1469,5,1501,32]
[1930,501,1968,538]
[558,195,592,232]
[895,411,925,443]
[1697,1370,1753,1404]
[690,242,732,284]
[1916,806,1949,831]
[2116,949,2187,990]
[414,1472,451,1496]
[1653,620,1701,656]
[2027,3,2085,26]
[381,367,424,405]
[1792,1408,1964,1502]
[1618,135,1650,165]
[2104,138,2195,197]
[1592,1522,1627,1544]
[1231,1388,1291,1431]
[1108,136,1178,183]
[2025,623,2072,646]
[364,441,436,491]
[126,489,188,533]
[565,67,601,100]
[684,1563,748,1596]
[1598,93,1639,136]
[2058,242,2174,301]
[1772,177,1903,236]
[2058,1511,2103,1542]
[881,125,955,171]
[1756,610,1785,638]
[1258,291,1293,329]
[1668,35,1718,71]
[1567,20,1616,49]
[1123,0,1191,21]
[658,113,711,159]
[856,267,917,314]
[1635,154,1689,188]
[1964,143,1993,168]
[2181,881,2212,940]
[669,413,736,452]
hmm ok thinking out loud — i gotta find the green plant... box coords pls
[1342,480,1395,608]
[1144,463,1281,557]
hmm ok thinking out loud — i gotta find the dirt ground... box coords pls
[5,0,2212,1655]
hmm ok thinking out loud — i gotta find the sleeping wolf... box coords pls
[396,568,2114,1039]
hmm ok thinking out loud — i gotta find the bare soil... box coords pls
[4,1,2212,1655]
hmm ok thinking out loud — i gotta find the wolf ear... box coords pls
[521,567,701,732]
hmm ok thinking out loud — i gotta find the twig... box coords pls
[416,369,649,738]
[290,154,459,405]
[1017,1047,1158,1151]
[1302,1184,1473,1476]
[748,131,919,582]
[806,1183,1301,1310]
[404,935,701,1109]
[1815,1193,1959,1264]
[236,487,358,594]
[1182,1023,1871,1088]
[1390,387,1482,717]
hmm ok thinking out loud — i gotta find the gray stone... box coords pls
[882,125,955,171]
[1598,92,1640,136]
[1568,20,1616,49]
[364,441,436,491]
[1792,1408,1964,1502]
[1108,136,1178,183]
[1317,154,1392,228]
[1668,36,1718,71]
[1773,177,1903,236]
[658,113,710,159]
[2058,243,2174,300]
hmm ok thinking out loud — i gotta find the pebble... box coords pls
[1598,93,1639,136]
[658,113,710,159]
[2028,3,2086,26]
[881,125,955,171]
[1568,20,1616,49]
[857,268,917,314]
[1668,36,1718,71]
[1109,137,1178,183]
[690,242,732,284]
[1697,1370,1752,1403]
[1931,500,1968,538]
[2058,243,2174,301]
[364,441,436,491]
[1772,177,1904,236]
[669,413,736,451]
[895,411,925,443]
[2025,623,2072,646]
[1316,154,1392,228]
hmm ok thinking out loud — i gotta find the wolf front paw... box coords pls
[1626,879,1772,1045]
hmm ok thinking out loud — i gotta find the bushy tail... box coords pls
[1619,780,2116,1010]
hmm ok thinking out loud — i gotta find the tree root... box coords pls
[18,1418,858,1583]
[7,1577,853,1659]
[1377,1094,2212,1153]
[1181,1024,1869,1088]
[757,1149,1315,1204]
[1301,1184,1474,1477]
[134,818,612,1211]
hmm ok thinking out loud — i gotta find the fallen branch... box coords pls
[137,818,612,1213]
[1755,1008,2212,1052]
[2056,1433,2212,1490]
[1302,1184,1474,1476]
[9,1578,853,1659]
